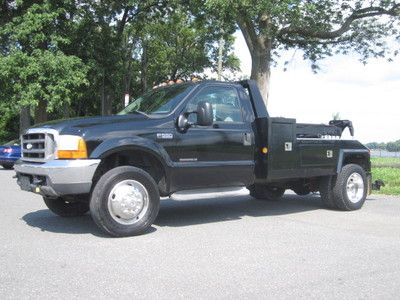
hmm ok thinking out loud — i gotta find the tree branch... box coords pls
[278,4,400,40]
[125,1,162,23]
[278,35,354,47]
[117,1,162,40]
[116,7,131,40]
[237,12,258,54]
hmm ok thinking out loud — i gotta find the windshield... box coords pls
[118,84,194,116]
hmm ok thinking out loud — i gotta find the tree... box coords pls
[205,0,400,104]
[0,0,240,142]
[0,50,88,123]
[131,6,239,89]
[365,142,379,149]
[387,140,400,152]
[0,0,88,124]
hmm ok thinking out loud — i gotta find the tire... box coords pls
[319,164,367,211]
[43,196,89,217]
[2,164,13,170]
[292,186,310,196]
[90,166,160,237]
[333,164,367,211]
[248,185,285,201]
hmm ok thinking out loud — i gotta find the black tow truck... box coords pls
[15,80,372,236]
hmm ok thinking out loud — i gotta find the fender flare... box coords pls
[336,149,370,173]
[89,136,173,169]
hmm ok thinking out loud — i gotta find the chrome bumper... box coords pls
[14,159,101,197]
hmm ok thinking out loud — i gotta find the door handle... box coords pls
[243,132,252,146]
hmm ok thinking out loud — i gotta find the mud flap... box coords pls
[367,174,372,195]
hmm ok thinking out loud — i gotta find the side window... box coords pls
[186,86,243,123]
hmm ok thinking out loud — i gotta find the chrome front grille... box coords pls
[21,130,57,162]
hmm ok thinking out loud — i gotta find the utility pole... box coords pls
[217,34,225,80]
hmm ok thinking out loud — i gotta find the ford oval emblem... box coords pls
[26,143,33,150]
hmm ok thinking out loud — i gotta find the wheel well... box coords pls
[343,154,371,172]
[92,149,168,196]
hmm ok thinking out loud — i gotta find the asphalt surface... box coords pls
[1,168,400,299]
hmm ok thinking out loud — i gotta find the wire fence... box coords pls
[370,150,400,158]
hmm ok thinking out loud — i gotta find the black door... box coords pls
[171,85,255,190]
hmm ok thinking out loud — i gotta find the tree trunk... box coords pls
[100,72,113,116]
[250,45,271,106]
[141,41,148,92]
[19,106,31,134]
[34,99,47,124]
[101,72,105,115]
[105,94,113,115]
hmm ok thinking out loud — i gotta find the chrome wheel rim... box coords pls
[107,180,149,225]
[346,172,364,203]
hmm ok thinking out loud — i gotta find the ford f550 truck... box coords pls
[15,80,371,237]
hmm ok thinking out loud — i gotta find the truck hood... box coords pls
[32,114,148,134]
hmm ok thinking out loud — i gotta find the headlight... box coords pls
[57,135,88,159]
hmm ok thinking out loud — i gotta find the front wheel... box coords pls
[90,166,160,237]
[248,185,285,201]
[43,196,89,217]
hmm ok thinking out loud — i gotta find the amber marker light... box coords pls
[261,147,268,154]
[57,136,88,159]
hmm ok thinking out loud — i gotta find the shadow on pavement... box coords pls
[22,210,108,237]
[155,193,325,228]
[21,210,156,237]
[22,192,369,234]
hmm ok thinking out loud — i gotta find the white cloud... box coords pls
[233,31,400,143]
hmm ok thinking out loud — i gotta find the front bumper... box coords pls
[14,159,101,197]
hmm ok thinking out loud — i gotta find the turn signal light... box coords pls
[57,138,88,159]
[261,147,268,154]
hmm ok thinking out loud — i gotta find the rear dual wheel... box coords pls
[292,186,311,196]
[319,164,367,211]
[248,185,285,201]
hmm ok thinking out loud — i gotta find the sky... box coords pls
[232,31,400,144]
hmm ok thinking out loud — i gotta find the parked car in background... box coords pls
[0,140,21,169]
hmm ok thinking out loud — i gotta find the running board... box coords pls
[170,187,247,200]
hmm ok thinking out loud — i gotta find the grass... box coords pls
[371,157,400,168]
[372,167,400,196]
[370,158,400,195]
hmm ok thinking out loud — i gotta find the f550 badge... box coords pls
[157,133,173,140]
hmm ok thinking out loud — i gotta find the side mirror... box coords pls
[177,114,189,130]
[196,101,213,126]
[176,101,213,132]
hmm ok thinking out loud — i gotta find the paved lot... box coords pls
[1,169,400,299]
